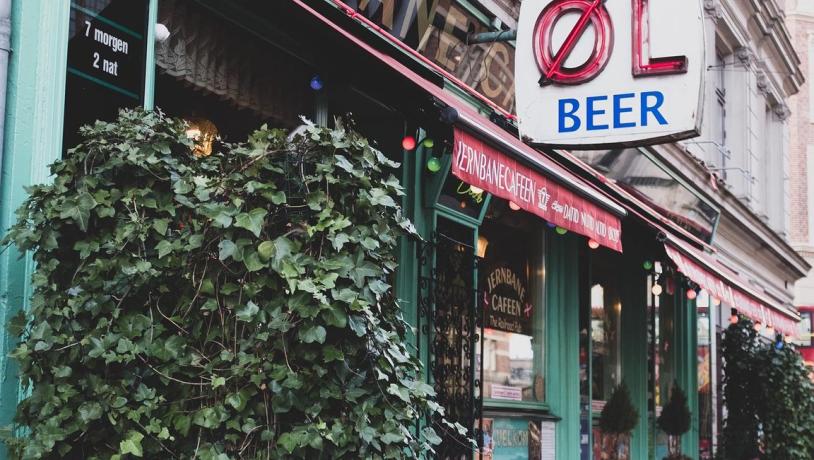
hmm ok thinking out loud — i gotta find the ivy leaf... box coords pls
[119,431,144,457]
[218,239,237,261]
[152,218,169,236]
[235,208,268,237]
[257,241,274,260]
[212,376,226,389]
[299,325,327,344]
[236,301,259,322]
[156,240,173,259]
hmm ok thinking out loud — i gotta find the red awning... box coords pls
[453,128,622,251]
[663,234,799,336]
[291,0,626,250]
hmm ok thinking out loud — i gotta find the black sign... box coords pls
[68,0,148,99]
[64,0,149,151]
[483,265,532,336]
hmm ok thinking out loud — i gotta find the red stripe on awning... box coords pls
[453,128,623,252]
[663,240,799,336]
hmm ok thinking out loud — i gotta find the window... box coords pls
[477,198,546,404]
[589,255,623,405]
[793,312,813,347]
[713,52,728,170]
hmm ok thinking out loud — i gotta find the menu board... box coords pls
[64,0,148,150]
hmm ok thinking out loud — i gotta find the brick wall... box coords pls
[787,14,812,245]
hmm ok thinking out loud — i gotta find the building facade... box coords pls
[0,1,807,459]
[787,0,814,362]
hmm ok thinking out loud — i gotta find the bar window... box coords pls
[477,199,546,404]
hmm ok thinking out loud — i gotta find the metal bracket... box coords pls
[467,29,517,45]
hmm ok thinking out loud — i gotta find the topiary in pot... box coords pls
[657,381,691,460]
[599,382,639,460]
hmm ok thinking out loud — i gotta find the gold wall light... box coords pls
[184,117,218,157]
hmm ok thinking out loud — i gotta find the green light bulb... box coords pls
[555,226,568,235]
[643,260,654,270]
[422,138,435,148]
[427,157,442,172]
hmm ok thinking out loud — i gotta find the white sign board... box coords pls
[515,0,705,148]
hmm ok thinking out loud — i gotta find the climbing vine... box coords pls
[2,109,464,459]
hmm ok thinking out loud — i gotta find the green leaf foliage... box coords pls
[1,110,459,459]
[598,382,639,435]
[657,382,690,436]
[720,316,814,460]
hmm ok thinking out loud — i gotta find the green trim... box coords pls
[483,399,550,413]
[66,66,140,100]
[0,1,71,454]
[455,0,491,26]
[69,3,143,40]
[545,231,581,460]
[620,251,650,459]
[143,0,158,110]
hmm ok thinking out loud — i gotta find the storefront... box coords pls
[0,1,805,460]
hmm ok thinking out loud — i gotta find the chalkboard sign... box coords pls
[64,0,149,151]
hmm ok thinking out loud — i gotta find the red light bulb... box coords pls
[402,136,416,151]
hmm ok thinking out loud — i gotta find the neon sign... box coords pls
[516,0,705,147]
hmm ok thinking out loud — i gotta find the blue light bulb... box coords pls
[310,75,324,91]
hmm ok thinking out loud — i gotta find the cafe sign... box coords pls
[515,0,705,147]
[453,128,623,252]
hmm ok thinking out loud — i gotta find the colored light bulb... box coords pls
[427,157,441,172]
[509,201,521,211]
[310,75,324,91]
[402,136,416,151]
[588,239,600,249]
[643,260,654,271]
[652,284,663,296]
[422,138,435,148]
[686,289,697,300]
[555,226,568,235]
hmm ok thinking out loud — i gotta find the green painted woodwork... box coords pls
[620,251,650,460]
[677,297,700,458]
[545,233,581,460]
[143,0,158,109]
[0,0,71,454]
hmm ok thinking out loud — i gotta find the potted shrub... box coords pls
[598,382,639,460]
[657,382,692,460]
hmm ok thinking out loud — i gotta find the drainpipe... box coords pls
[0,0,10,190]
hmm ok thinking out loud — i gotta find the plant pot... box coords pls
[596,432,631,460]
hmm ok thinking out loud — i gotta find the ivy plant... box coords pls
[2,109,465,459]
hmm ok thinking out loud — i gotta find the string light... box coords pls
[775,334,785,350]
[310,75,324,91]
[686,289,697,300]
[588,239,600,249]
[555,227,568,235]
[712,297,721,306]
[729,310,739,324]
[643,260,654,270]
[402,136,417,151]
[422,138,435,148]
[509,201,521,211]
[652,284,663,296]
[754,321,763,332]
[546,222,557,229]
[427,157,441,172]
